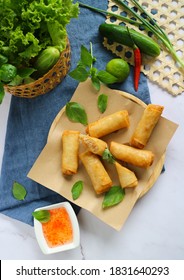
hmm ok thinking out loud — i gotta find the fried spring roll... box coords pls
[80,134,107,156]
[110,141,154,168]
[61,130,80,175]
[130,104,164,149]
[86,110,129,138]
[115,162,138,188]
[79,151,112,194]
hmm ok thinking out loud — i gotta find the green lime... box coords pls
[106,58,130,83]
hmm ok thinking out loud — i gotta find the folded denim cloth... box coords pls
[0,0,151,226]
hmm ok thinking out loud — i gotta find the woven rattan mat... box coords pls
[104,0,184,96]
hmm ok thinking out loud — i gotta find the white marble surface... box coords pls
[0,81,184,260]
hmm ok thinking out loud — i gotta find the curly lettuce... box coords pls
[0,0,79,67]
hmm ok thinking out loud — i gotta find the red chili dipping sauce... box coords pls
[42,207,73,248]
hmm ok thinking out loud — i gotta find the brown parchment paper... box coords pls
[28,79,178,231]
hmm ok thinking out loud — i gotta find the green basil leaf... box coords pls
[80,45,93,67]
[12,181,27,201]
[90,67,100,91]
[69,65,89,82]
[97,70,118,84]
[98,94,108,113]
[91,75,100,91]
[32,210,50,223]
[90,66,98,77]
[66,102,88,125]
[77,60,84,67]
[102,148,115,164]
[72,180,83,200]
[102,186,125,209]
[0,82,5,104]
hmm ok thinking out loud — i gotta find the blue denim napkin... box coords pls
[0,0,151,226]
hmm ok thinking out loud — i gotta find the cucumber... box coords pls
[34,47,60,77]
[99,23,160,57]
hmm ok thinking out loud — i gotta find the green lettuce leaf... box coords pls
[0,0,79,66]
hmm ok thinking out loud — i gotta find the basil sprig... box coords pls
[97,71,118,85]
[102,186,125,209]
[66,102,88,125]
[32,210,50,223]
[69,43,118,91]
[12,181,27,201]
[72,180,83,200]
[102,148,115,164]
[97,93,108,113]
[69,65,89,82]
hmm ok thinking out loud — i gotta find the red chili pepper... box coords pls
[133,45,141,92]
[126,27,142,92]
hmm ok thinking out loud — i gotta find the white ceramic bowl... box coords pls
[33,201,80,254]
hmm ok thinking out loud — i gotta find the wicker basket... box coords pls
[4,39,71,98]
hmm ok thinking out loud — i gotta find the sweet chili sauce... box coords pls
[42,207,73,248]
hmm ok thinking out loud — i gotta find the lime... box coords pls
[106,58,130,83]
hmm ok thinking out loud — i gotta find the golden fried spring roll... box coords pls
[80,134,107,156]
[110,141,154,168]
[130,104,164,149]
[115,162,138,188]
[86,110,129,138]
[79,151,112,194]
[61,130,80,175]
